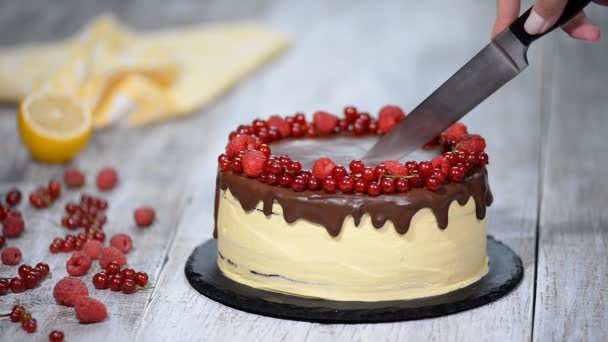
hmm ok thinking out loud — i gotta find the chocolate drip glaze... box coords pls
[213,168,492,237]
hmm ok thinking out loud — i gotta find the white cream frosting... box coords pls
[216,189,488,301]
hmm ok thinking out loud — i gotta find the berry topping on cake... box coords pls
[312,158,336,180]
[378,105,406,133]
[382,160,408,176]
[242,150,267,178]
[217,106,488,195]
[313,111,339,135]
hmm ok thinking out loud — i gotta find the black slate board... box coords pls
[184,236,523,323]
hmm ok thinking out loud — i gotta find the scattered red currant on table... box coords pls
[5,189,22,206]
[0,262,51,294]
[2,305,36,333]
[92,261,150,294]
[49,330,65,342]
[29,181,62,209]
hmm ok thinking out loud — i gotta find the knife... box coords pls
[363,0,591,163]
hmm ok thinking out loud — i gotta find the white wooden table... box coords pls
[0,1,606,341]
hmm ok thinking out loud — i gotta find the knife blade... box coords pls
[363,0,590,163]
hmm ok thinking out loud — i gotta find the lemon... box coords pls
[18,92,93,163]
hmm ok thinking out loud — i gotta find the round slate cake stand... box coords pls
[184,236,523,323]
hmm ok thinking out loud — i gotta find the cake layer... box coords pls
[216,189,489,301]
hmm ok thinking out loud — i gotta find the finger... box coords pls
[524,0,568,35]
[492,0,521,38]
[561,11,601,42]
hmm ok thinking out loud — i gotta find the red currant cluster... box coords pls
[0,262,50,295]
[218,106,489,195]
[49,231,105,254]
[5,305,37,333]
[92,261,149,294]
[29,181,62,209]
[61,194,108,230]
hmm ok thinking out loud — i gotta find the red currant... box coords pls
[106,261,121,275]
[425,177,442,192]
[121,278,136,294]
[418,161,434,177]
[366,182,381,197]
[10,277,26,293]
[93,272,109,290]
[349,160,364,175]
[109,275,123,292]
[395,178,409,193]
[121,268,136,280]
[18,264,32,278]
[374,165,387,181]
[381,177,395,194]
[338,177,354,193]
[286,161,302,174]
[354,179,367,193]
[22,318,36,333]
[278,174,294,188]
[49,330,65,342]
[48,181,62,199]
[332,166,347,181]
[306,177,321,191]
[361,167,375,182]
[344,106,358,122]
[5,189,21,206]
[135,272,149,287]
[9,305,22,321]
[35,262,50,277]
[291,177,307,192]
[322,178,337,194]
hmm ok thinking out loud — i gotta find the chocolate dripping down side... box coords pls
[214,168,492,238]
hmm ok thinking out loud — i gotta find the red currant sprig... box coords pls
[1,305,37,333]
[49,230,105,254]
[29,181,61,209]
[92,261,150,294]
[61,194,108,230]
[0,263,51,296]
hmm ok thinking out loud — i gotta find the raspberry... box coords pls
[1,247,22,265]
[66,252,92,276]
[312,158,336,180]
[99,246,127,269]
[64,168,85,188]
[2,215,25,238]
[242,150,267,178]
[378,105,406,133]
[96,168,118,191]
[313,111,339,135]
[225,134,255,157]
[134,207,155,227]
[73,296,108,323]
[440,122,468,145]
[431,156,451,175]
[382,160,408,176]
[267,115,290,138]
[82,240,103,260]
[110,234,133,254]
[457,134,486,154]
[53,277,89,306]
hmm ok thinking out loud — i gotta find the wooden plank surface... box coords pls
[137,1,542,341]
[1,0,606,341]
[533,9,608,342]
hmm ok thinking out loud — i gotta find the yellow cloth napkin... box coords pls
[0,15,288,127]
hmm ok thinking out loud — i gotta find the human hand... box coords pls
[492,0,608,42]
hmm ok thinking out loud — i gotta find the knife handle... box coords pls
[509,0,592,46]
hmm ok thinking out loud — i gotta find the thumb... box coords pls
[524,0,568,35]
